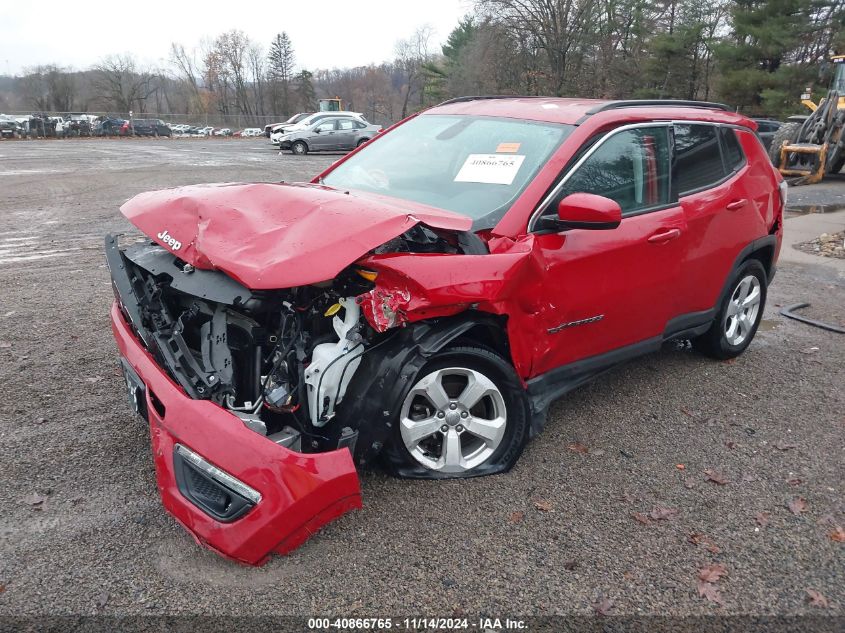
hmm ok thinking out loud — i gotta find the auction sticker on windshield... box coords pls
[454,154,526,185]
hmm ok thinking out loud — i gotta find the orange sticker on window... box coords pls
[496,142,521,153]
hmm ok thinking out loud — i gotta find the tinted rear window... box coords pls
[719,127,745,172]
[675,124,725,195]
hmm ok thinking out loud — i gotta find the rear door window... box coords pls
[557,126,672,216]
[674,124,726,195]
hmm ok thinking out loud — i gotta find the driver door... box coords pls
[311,120,337,150]
[527,124,689,376]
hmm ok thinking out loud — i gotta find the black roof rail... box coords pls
[585,99,733,114]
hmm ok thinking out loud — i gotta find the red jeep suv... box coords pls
[106,97,785,564]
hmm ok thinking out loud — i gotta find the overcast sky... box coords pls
[1,0,474,76]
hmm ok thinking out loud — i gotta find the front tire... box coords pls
[694,260,767,360]
[383,345,529,478]
[291,141,308,155]
[768,121,801,166]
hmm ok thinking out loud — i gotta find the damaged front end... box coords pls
[106,228,500,562]
[105,182,535,562]
[107,235,372,564]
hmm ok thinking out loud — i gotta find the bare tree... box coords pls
[169,43,204,115]
[395,26,435,119]
[93,54,159,113]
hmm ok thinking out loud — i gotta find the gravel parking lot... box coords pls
[0,139,843,628]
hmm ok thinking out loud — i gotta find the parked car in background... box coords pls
[199,126,215,136]
[65,114,92,137]
[277,116,382,154]
[93,116,126,136]
[752,119,783,150]
[105,97,784,563]
[264,113,311,137]
[243,127,262,137]
[131,119,172,137]
[270,111,368,146]
[0,115,23,138]
[213,128,232,137]
[50,116,68,137]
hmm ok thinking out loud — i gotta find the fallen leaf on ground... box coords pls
[0,584,5,593]
[508,511,524,524]
[755,512,770,527]
[684,478,696,489]
[95,592,109,609]
[828,526,845,542]
[787,478,803,487]
[704,469,730,485]
[534,500,553,512]
[566,442,589,454]
[649,506,679,521]
[676,464,685,470]
[593,596,614,616]
[774,442,796,451]
[632,512,651,525]
[725,441,737,450]
[787,497,808,515]
[697,581,724,605]
[21,493,47,507]
[85,375,103,384]
[698,563,728,583]
[680,407,694,417]
[806,589,829,608]
[0,342,11,349]
[563,560,578,571]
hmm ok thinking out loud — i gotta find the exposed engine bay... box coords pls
[106,223,486,459]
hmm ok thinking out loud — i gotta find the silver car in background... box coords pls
[278,116,382,155]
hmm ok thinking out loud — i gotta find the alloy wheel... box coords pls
[399,367,507,473]
[725,274,761,346]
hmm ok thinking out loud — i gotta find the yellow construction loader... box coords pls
[772,55,845,184]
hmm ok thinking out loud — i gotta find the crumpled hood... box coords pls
[120,182,472,289]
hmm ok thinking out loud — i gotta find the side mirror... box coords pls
[314,128,321,134]
[555,193,622,230]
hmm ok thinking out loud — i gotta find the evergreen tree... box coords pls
[268,32,295,115]
[294,69,316,111]
[714,0,842,115]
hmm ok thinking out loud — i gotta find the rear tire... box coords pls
[693,260,767,360]
[291,141,308,155]
[382,345,530,479]
[768,121,801,166]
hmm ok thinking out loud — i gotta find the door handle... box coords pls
[647,228,682,244]
[726,199,747,211]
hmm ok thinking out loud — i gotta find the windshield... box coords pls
[322,114,573,227]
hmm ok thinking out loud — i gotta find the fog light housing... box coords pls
[173,444,260,522]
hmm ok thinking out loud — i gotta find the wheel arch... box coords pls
[741,238,777,283]
[339,313,514,467]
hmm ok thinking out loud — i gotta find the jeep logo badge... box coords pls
[156,229,182,251]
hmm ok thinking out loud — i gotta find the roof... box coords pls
[425,96,753,128]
